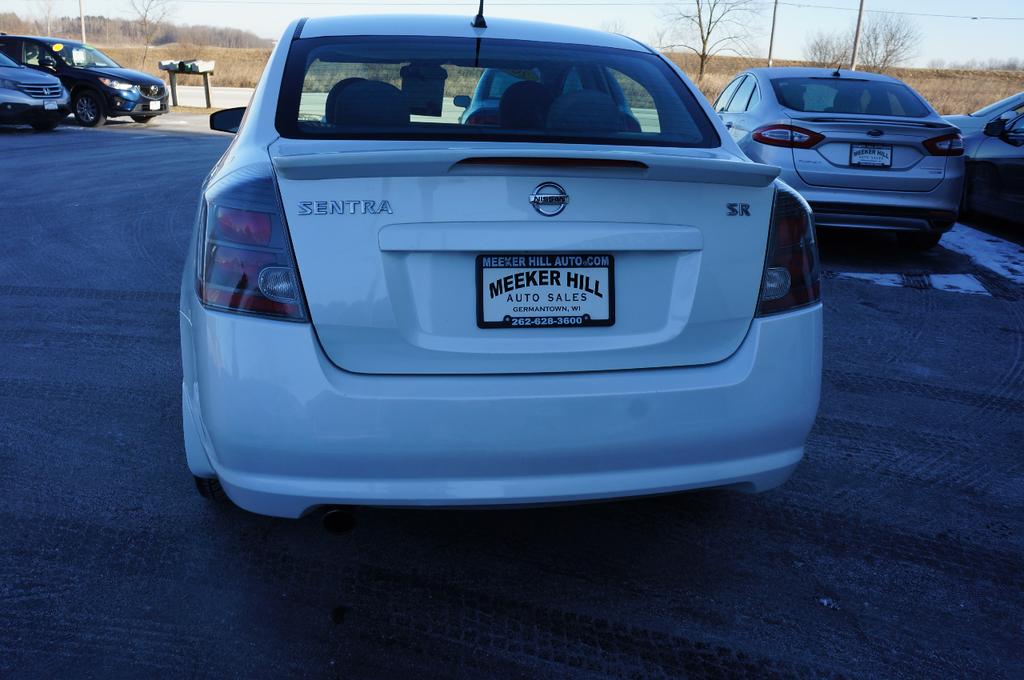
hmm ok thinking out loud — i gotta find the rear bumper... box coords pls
[808,202,958,233]
[180,302,822,518]
[776,166,963,233]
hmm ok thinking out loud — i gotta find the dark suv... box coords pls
[0,36,168,126]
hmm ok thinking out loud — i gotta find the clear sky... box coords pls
[12,0,1024,66]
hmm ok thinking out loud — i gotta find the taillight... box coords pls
[196,165,307,321]
[923,132,964,156]
[465,109,499,126]
[757,184,820,316]
[752,124,825,149]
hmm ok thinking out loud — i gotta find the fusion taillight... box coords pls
[196,166,307,321]
[752,124,825,149]
[923,132,964,156]
[757,184,820,316]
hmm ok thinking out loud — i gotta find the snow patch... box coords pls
[941,224,1024,285]
[833,272,904,287]
[929,274,991,296]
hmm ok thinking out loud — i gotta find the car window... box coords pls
[608,67,662,133]
[485,69,539,100]
[971,93,1024,118]
[53,43,120,68]
[0,46,18,68]
[0,39,21,62]
[746,81,761,110]
[279,36,720,148]
[771,77,929,117]
[22,40,43,66]
[726,76,756,113]
[714,76,745,113]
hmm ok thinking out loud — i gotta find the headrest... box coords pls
[547,90,622,133]
[330,80,409,127]
[499,81,554,130]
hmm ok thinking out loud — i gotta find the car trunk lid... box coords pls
[271,141,778,375]
[788,114,957,192]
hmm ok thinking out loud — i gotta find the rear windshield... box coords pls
[276,36,719,148]
[771,77,929,117]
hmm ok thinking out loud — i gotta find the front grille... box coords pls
[18,83,63,99]
[140,84,164,99]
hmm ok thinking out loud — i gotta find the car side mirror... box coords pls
[983,119,1007,137]
[453,95,471,109]
[210,107,245,134]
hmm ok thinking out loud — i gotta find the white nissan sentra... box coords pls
[180,14,823,518]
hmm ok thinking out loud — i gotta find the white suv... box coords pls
[181,14,822,518]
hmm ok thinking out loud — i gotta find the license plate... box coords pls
[149,100,161,111]
[850,143,892,167]
[43,101,57,110]
[477,253,615,328]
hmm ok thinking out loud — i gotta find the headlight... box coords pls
[0,78,16,90]
[98,77,137,92]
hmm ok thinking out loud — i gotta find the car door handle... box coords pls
[724,122,734,129]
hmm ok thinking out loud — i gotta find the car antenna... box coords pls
[832,69,841,77]
[472,0,487,28]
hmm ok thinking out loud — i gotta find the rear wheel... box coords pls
[30,119,59,131]
[898,232,942,251]
[131,115,155,124]
[194,475,227,502]
[73,90,106,127]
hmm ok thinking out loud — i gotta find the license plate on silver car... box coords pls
[477,253,615,328]
[850,143,893,167]
[43,101,57,110]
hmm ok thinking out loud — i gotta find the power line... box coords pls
[8,0,1024,21]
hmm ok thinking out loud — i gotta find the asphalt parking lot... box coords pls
[1,116,1022,679]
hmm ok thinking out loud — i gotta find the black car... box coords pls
[964,114,1024,225]
[0,35,168,126]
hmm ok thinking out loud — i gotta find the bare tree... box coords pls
[659,0,759,82]
[804,31,851,69]
[804,14,920,72]
[128,0,173,66]
[34,0,58,35]
[858,13,921,71]
[600,18,628,36]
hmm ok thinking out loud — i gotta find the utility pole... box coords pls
[767,0,779,67]
[849,0,865,71]
[79,0,87,43]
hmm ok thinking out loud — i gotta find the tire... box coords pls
[194,475,227,502]
[72,90,106,127]
[131,115,155,124]
[898,232,942,251]
[30,119,59,131]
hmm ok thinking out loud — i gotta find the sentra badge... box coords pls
[297,200,393,216]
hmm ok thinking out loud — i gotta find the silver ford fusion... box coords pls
[715,67,965,250]
[180,15,822,519]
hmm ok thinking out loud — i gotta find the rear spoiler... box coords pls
[272,148,780,188]
[788,115,953,130]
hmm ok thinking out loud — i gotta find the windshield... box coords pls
[771,77,929,118]
[971,92,1024,118]
[53,43,120,68]
[0,52,17,68]
[277,36,719,148]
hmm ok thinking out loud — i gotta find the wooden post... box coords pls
[169,71,178,107]
[202,73,212,109]
[850,0,866,71]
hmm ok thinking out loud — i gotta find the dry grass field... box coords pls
[103,45,1023,116]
